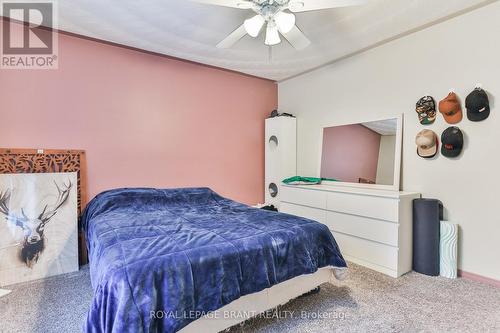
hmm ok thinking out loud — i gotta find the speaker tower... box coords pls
[265,117,297,208]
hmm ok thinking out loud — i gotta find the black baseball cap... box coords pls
[441,126,463,158]
[465,88,490,121]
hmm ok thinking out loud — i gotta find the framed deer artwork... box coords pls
[0,172,79,286]
[0,148,87,286]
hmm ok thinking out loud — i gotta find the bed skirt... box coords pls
[180,266,347,333]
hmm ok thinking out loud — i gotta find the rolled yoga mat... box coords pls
[413,199,443,276]
[440,221,458,279]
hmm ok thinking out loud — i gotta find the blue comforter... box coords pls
[81,187,346,333]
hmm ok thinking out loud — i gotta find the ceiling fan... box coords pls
[190,0,366,50]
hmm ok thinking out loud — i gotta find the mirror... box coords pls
[319,117,401,189]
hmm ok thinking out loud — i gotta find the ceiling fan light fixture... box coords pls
[265,22,281,46]
[244,15,265,37]
[288,1,305,11]
[274,11,295,34]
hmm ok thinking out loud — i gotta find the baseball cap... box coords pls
[416,129,438,158]
[416,96,437,125]
[439,92,462,124]
[441,126,464,158]
[465,88,490,121]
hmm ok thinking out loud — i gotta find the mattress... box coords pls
[81,187,347,332]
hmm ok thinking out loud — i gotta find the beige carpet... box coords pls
[230,263,500,333]
[1,262,499,333]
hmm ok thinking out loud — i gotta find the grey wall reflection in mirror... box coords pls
[320,119,397,185]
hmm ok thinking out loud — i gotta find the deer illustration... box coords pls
[0,181,72,267]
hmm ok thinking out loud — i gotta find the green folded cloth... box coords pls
[282,176,338,185]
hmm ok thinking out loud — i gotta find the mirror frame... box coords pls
[317,114,403,191]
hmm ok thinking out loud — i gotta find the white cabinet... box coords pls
[326,211,399,247]
[280,202,327,224]
[280,184,420,278]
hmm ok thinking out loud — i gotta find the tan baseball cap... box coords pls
[439,92,463,124]
[416,129,438,158]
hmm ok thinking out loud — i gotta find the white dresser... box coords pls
[280,184,420,278]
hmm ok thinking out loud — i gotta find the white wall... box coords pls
[376,135,396,185]
[278,1,500,280]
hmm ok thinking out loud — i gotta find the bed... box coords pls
[81,187,347,333]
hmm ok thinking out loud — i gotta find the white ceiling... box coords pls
[362,119,397,136]
[15,0,495,80]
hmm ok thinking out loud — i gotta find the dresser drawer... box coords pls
[281,187,327,209]
[333,232,398,270]
[326,211,399,247]
[280,202,327,224]
[326,192,399,222]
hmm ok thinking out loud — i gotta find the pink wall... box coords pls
[0,20,277,204]
[320,124,381,183]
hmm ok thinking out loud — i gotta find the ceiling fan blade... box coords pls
[288,0,366,12]
[190,0,254,9]
[216,25,247,48]
[282,25,311,50]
